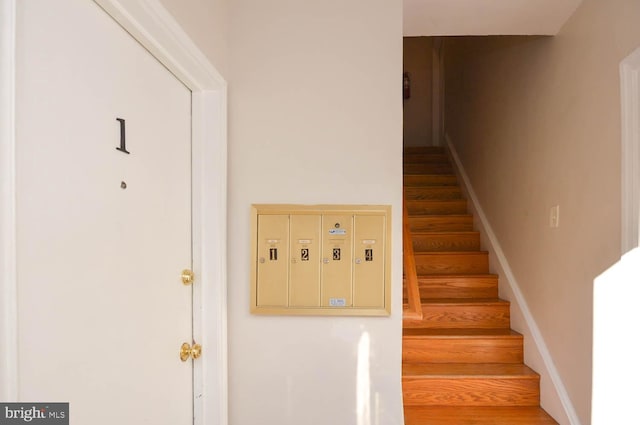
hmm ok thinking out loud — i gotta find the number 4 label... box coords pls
[365,249,373,262]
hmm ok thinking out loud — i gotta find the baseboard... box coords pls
[446,134,581,425]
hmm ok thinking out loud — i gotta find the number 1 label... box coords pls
[116,118,130,154]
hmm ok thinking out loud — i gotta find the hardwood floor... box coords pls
[402,146,557,424]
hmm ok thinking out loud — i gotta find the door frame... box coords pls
[0,1,228,424]
[621,47,640,255]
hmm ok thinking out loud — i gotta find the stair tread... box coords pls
[414,251,488,256]
[403,275,499,299]
[403,173,458,177]
[409,216,474,232]
[403,153,450,162]
[421,298,508,305]
[407,199,465,204]
[405,165,454,172]
[407,201,467,211]
[411,232,481,252]
[405,187,462,198]
[410,214,472,218]
[412,231,479,236]
[403,363,538,378]
[404,175,458,187]
[404,146,445,153]
[407,173,458,177]
[415,273,498,279]
[405,172,455,176]
[403,328,521,338]
[405,164,453,169]
[407,199,468,215]
[403,173,457,177]
[403,406,558,424]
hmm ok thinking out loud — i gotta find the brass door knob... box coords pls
[180,342,202,361]
[181,269,194,286]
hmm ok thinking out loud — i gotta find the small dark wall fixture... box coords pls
[403,72,411,100]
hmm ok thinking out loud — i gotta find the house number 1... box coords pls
[116,118,130,154]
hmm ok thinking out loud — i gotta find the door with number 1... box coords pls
[16,1,194,423]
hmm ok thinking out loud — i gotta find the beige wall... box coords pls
[443,0,640,423]
[403,37,433,147]
[228,1,404,424]
[159,0,228,76]
[403,0,583,36]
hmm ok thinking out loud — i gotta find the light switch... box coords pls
[256,214,289,306]
[289,215,321,307]
[550,205,560,228]
[353,215,385,307]
[321,214,353,307]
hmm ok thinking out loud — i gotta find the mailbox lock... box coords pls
[181,269,195,286]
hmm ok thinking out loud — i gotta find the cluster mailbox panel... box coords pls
[251,205,391,316]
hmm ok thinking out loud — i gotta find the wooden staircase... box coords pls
[402,146,558,424]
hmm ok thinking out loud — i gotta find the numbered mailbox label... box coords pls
[301,248,310,261]
[332,248,341,261]
[365,248,373,262]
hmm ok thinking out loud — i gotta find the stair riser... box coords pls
[403,287,498,300]
[403,276,499,299]
[409,216,473,232]
[403,154,450,164]
[405,187,462,201]
[403,337,524,364]
[404,147,445,155]
[404,175,458,187]
[402,377,540,407]
[412,233,480,252]
[407,200,467,215]
[404,304,510,329]
[405,164,454,175]
[415,253,489,275]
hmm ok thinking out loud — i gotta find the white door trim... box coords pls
[0,0,18,402]
[0,1,228,424]
[621,47,640,255]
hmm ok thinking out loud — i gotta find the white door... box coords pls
[15,1,193,423]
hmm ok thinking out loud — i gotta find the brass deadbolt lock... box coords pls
[180,342,202,362]
[181,269,194,286]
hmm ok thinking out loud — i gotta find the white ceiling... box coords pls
[403,0,583,36]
